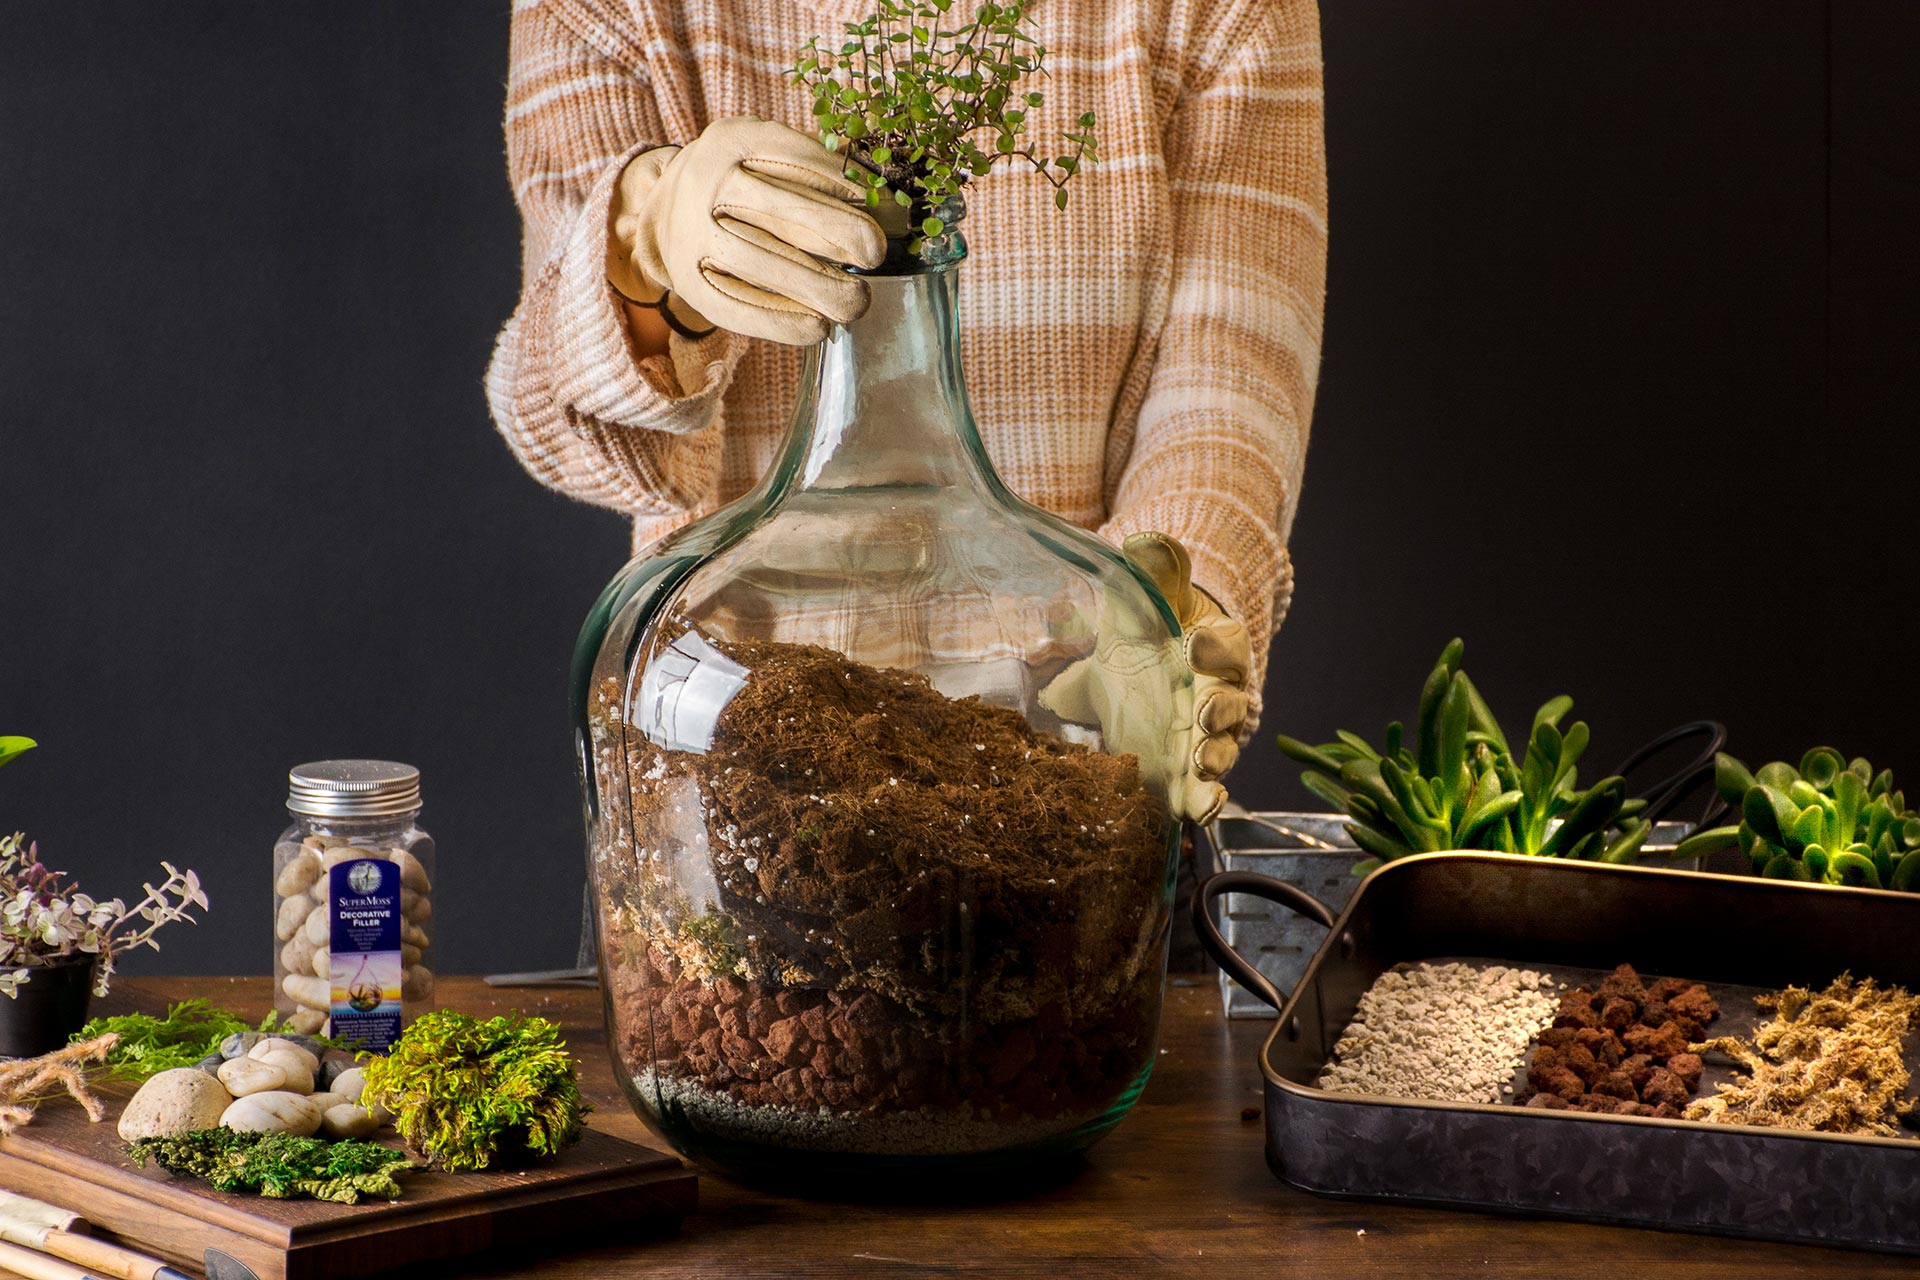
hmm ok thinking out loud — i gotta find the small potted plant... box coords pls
[0,736,209,1057]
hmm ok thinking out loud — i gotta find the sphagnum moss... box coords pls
[1687,973,1920,1136]
[359,1010,589,1172]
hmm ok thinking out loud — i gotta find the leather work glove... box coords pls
[1040,533,1254,825]
[607,117,887,346]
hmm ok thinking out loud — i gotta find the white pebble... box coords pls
[216,1057,289,1097]
[283,973,331,1012]
[251,1037,321,1075]
[222,1090,323,1137]
[321,1102,381,1140]
[275,850,322,898]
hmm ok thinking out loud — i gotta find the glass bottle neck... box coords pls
[776,261,998,495]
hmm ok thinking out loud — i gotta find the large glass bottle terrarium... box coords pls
[574,215,1188,1180]
[573,4,1184,1182]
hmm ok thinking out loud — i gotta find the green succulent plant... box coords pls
[1675,749,1920,890]
[1276,639,1650,873]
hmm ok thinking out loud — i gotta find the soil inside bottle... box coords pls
[594,632,1174,1167]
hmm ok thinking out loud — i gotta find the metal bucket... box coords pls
[1202,811,1708,1019]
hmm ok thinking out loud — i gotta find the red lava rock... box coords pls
[1540,1067,1587,1101]
[1644,1020,1691,1059]
[1597,964,1647,1010]
[1521,970,1718,1119]
[1666,985,1719,1031]
[1537,1027,1579,1051]
[1563,1044,1601,1084]
[762,1016,812,1068]
[1554,991,1601,1030]
[1647,976,1691,1002]
[1592,1070,1637,1101]
[1526,1093,1570,1110]
[1640,1067,1691,1109]
[844,991,888,1034]
[1575,1027,1624,1068]
[1600,997,1637,1031]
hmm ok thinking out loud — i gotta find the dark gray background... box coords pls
[2,3,1914,978]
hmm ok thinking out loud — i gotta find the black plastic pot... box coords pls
[0,955,96,1058]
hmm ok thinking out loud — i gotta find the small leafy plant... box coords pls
[1,736,208,998]
[791,0,1097,252]
[360,1010,589,1172]
[1277,639,1650,871]
[128,1128,417,1204]
[1676,749,1920,889]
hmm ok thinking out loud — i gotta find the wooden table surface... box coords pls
[93,974,1907,1280]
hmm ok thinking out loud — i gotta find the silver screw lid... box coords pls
[287,760,422,818]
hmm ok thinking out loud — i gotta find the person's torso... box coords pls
[621,0,1203,551]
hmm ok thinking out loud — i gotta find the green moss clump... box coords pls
[359,1010,589,1172]
[127,1129,417,1204]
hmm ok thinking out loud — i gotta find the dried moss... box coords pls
[1687,973,1920,1136]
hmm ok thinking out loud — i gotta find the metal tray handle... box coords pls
[1191,871,1337,1012]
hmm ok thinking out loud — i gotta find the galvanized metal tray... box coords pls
[1199,812,1707,1018]
[1194,854,1920,1254]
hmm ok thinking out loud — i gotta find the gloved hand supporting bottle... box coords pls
[1040,532,1254,825]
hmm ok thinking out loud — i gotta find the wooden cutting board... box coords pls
[0,1090,696,1280]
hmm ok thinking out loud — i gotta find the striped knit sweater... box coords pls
[486,0,1327,727]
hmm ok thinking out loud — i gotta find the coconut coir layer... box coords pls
[614,634,1171,1019]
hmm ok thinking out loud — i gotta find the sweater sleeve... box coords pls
[484,0,747,516]
[1096,0,1328,728]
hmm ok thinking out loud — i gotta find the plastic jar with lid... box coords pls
[271,760,435,1047]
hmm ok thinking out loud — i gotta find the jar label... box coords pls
[328,858,402,1051]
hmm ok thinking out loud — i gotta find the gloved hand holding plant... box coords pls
[607,118,888,346]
